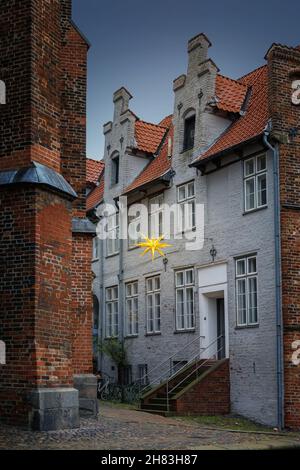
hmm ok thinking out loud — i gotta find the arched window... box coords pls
[111,153,120,185]
[0,80,6,105]
[183,109,196,151]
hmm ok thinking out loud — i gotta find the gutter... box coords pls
[263,123,284,430]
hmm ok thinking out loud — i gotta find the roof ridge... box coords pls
[238,64,267,82]
[137,119,168,129]
[217,73,247,88]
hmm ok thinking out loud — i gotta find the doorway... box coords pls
[217,298,225,360]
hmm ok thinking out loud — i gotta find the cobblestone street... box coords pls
[0,403,300,450]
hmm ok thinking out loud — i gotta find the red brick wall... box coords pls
[0,187,74,425]
[72,234,94,375]
[267,44,300,429]
[0,0,93,426]
[175,360,230,415]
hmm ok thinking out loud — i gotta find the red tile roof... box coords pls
[124,120,173,194]
[215,74,248,113]
[135,120,168,154]
[86,158,105,185]
[193,65,269,163]
[86,172,105,211]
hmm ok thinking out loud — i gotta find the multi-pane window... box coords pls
[244,155,267,212]
[146,276,161,334]
[149,194,164,238]
[128,209,142,249]
[106,286,119,338]
[126,281,138,336]
[92,236,100,260]
[183,114,196,151]
[236,256,258,326]
[177,182,196,232]
[138,364,149,386]
[175,268,195,331]
[106,212,119,256]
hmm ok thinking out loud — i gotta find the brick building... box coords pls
[89,35,300,429]
[0,0,97,431]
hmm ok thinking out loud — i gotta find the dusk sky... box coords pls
[73,0,300,160]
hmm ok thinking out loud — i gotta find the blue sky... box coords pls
[73,0,300,160]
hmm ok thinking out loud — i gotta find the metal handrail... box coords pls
[137,333,205,390]
[140,334,224,397]
[166,337,225,411]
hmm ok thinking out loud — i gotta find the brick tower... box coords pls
[0,0,96,430]
[267,44,300,429]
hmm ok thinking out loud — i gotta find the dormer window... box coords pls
[111,154,120,185]
[183,113,196,151]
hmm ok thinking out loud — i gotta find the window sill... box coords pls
[243,205,268,216]
[125,335,139,339]
[180,147,194,154]
[106,252,119,259]
[145,332,162,337]
[92,258,99,263]
[174,329,196,334]
[235,324,259,330]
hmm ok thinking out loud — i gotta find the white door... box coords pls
[198,264,229,359]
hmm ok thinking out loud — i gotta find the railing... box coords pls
[165,337,225,412]
[138,333,206,395]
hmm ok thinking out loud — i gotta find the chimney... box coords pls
[187,33,212,77]
[113,87,133,121]
[61,0,72,34]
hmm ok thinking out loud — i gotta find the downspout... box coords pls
[263,123,284,430]
[115,198,125,385]
[98,230,105,372]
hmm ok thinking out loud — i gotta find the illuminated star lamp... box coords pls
[136,235,172,260]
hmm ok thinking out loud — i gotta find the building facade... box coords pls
[88,34,300,429]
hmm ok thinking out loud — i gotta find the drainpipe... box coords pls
[263,123,284,430]
[98,230,105,372]
[115,198,125,386]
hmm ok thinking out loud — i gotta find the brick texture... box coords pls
[0,0,93,426]
[267,44,300,430]
[175,360,230,415]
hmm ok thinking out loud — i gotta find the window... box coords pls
[92,237,100,260]
[236,256,258,327]
[128,208,142,249]
[106,212,119,256]
[149,194,164,238]
[138,364,149,386]
[93,295,99,334]
[244,154,267,212]
[175,268,195,331]
[106,286,119,338]
[183,114,196,151]
[124,365,133,385]
[177,181,196,232]
[126,281,138,336]
[111,155,120,185]
[146,276,161,334]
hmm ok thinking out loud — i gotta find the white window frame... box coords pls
[175,268,195,331]
[126,281,139,336]
[106,212,119,257]
[105,286,119,338]
[128,209,142,250]
[244,154,267,212]
[236,256,259,327]
[177,181,196,233]
[149,194,164,239]
[92,237,100,261]
[146,275,161,334]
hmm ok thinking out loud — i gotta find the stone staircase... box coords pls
[140,358,230,416]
